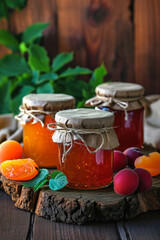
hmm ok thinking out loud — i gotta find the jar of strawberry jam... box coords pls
[16,94,75,168]
[85,82,147,151]
[51,108,119,189]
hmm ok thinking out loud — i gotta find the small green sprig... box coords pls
[21,169,68,192]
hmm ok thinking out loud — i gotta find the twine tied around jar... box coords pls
[47,123,113,162]
[15,105,55,127]
[85,95,144,120]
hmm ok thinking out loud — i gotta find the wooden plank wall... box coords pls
[0,0,159,95]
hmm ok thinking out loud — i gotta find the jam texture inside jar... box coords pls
[52,108,119,190]
[86,82,145,151]
[16,93,75,168]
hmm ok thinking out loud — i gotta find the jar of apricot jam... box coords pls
[16,94,75,168]
[52,108,119,190]
[85,82,146,151]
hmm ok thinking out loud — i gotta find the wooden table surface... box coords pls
[1,188,160,240]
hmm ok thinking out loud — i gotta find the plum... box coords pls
[134,168,152,192]
[113,150,127,172]
[123,147,143,167]
[113,169,139,196]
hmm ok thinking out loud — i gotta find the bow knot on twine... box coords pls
[85,95,129,109]
[15,105,55,127]
[47,123,112,162]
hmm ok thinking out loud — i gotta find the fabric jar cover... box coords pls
[52,108,119,150]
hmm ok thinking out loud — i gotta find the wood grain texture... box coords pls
[125,211,160,240]
[134,0,160,95]
[57,0,133,83]
[0,189,31,240]
[33,216,119,240]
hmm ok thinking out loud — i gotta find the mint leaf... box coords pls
[28,44,50,72]
[37,82,54,93]
[21,169,49,188]
[0,54,30,76]
[60,66,92,78]
[38,73,58,83]
[89,63,107,88]
[0,30,19,51]
[5,0,27,9]
[52,52,73,72]
[23,22,49,43]
[10,85,35,115]
[0,76,11,113]
[34,178,49,192]
[49,171,68,191]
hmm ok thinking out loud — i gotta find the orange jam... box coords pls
[58,141,113,190]
[100,107,144,151]
[23,115,58,168]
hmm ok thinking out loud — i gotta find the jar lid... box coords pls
[23,93,75,112]
[53,108,119,151]
[55,108,114,129]
[96,82,144,98]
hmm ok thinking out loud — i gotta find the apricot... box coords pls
[113,169,139,196]
[134,152,160,176]
[113,150,127,172]
[0,140,23,164]
[123,147,143,167]
[0,158,39,181]
[134,168,152,192]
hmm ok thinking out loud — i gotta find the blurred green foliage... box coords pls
[0,0,27,19]
[0,22,107,115]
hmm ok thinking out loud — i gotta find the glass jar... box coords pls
[16,94,75,168]
[52,108,119,189]
[86,82,145,151]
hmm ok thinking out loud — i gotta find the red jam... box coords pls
[100,107,144,151]
[58,141,113,190]
[23,115,58,168]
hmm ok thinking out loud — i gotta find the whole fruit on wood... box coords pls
[113,150,127,171]
[114,169,139,195]
[134,168,152,192]
[0,140,23,164]
[123,147,143,167]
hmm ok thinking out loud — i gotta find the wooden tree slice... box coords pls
[1,173,160,225]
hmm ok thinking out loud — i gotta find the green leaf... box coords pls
[21,169,49,188]
[0,0,9,19]
[52,52,73,72]
[37,82,54,93]
[89,63,107,88]
[32,70,39,84]
[0,29,19,51]
[49,171,68,191]
[34,178,49,192]
[38,73,58,83]
[0,54,30,76]
[10,85,35,115]
[19,42,28,54]
[22,22,49,43]
[0,76,11,113]
[5,0,27,9]
[28,44,50,72]
[60,66,92,78]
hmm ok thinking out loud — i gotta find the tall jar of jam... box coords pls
[51,108,119,190]
[16,94,75,168]
[85,82,146,151]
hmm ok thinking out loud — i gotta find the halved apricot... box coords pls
[135,152,160,176]
[0,158,39,181]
